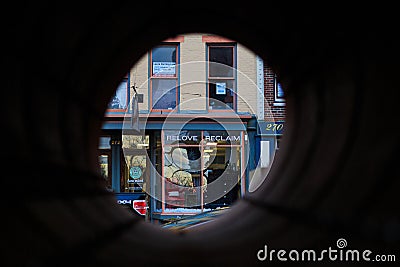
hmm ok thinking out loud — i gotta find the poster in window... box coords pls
[216,82,226,95]
[153,62,176,75]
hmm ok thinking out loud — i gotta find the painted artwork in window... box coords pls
[160,130,242,214]
[151,79,177,110]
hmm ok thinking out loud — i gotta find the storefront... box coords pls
[100,115,256,223]
[152,128,246,219]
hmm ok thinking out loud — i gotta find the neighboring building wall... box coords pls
[264,64,286,121]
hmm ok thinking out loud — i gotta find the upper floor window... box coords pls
[207,44,236,111]
[108,76,129,111]
[150,45,178,111]
[274,74,285,106]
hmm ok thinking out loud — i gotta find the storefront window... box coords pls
[160,130,243,214]
[122,135,149,193]
[203,146,241,208]
[98,154,111,190]
[208,80,235,110]
[151,79,177,110]
[108,78,128,110]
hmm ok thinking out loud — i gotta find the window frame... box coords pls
[206,43,237,112]
[149,44,179,112]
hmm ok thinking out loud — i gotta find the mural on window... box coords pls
[208,80,235,109]
[160,130,243,214]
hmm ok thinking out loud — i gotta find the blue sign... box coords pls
[258,121,284,135]
[130,166,142,179]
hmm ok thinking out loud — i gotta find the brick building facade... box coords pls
[264,65,286,121]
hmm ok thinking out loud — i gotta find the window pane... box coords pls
[123,153,147,193]
[160,130,243,213]
[209,47,233,77]
[208,80,234,109]
[108,79,128,109]
[164,150,204,211]
[204,146,241,209]
[277,82,284,98]
[152,46,177,76]
[152,79,177,110]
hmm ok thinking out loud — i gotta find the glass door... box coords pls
[121,135,150,193]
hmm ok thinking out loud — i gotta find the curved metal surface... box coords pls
[2,3,399,266]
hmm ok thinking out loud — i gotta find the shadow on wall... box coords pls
[2,3,400,266]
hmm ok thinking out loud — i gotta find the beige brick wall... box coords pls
[130,54,149,111]
[237,44,258,114]
[128,33,258,114]
[179,33,206,111]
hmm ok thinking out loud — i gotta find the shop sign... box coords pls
[153,62,176,75]
[165,135,241,142]
[166,135,199,142]
[258,121,284,135]
[204,135,241,142]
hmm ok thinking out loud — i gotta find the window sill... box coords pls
[273,102,286,107]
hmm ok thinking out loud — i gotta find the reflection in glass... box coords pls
[108,79,127,109]
[151,79,177,110]
[204,146,241,208]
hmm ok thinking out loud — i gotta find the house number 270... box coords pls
[265,123,283,131]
